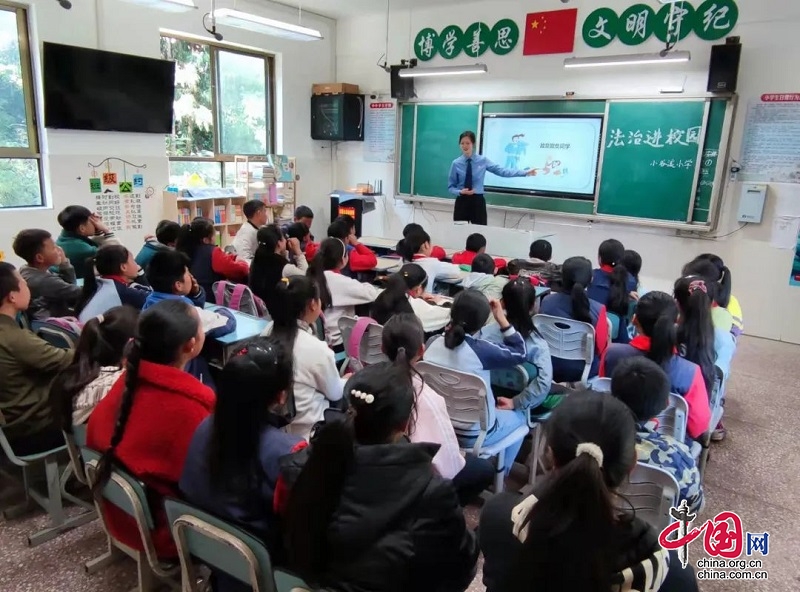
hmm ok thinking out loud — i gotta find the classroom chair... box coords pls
[652,393,689,445]
[0,411,94,546]
[618,462,681,532]
[416,360,529,494]
[337,316,387,374]
[82,449,180,592]
[533,314,595,388]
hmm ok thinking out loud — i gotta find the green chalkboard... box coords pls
[597,100,707,221]
[396,97,733,227]
[412,104,480,198]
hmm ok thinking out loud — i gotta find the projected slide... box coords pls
[481,116,603,197]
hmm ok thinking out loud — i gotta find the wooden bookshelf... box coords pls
[162,191,248,249]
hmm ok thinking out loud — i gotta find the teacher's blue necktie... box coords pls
[465,158,473,190]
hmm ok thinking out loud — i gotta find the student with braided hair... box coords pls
[86,299,214,559]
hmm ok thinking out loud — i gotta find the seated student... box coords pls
[293,205,315,240]
[587,239,637,343]
[424,290,528,473]
[397,227,463,293]
[599,291,711,441]
[285,220,312,253]
[50,306,138,429]
[175,217,249,303]
[484,279,553,411]
[622,249,644,295]
[282,362,478,592]
[451,233,507,270]
[180,337,305,587]
[232,199,269,263]
[402,222,446,260]
[382,313,494,504]
[682,257,736,336]
[250,225,308,316]
[76,245,150,323]
[479,395,698,592]
[0,263,73,455]
[143,250,206,309]
[87,300,215,559]
[610,357,704,513]
[13,229,82,319]
[370,263,450,333]
[262,276,345,439]
[307,238,380,350]
[539,256,609,382]
[307,216,378,275]
[135,220,180,270]
[528,239,552,263]
[688,253,743,336]
[462,253,508,302]
[56,205,118,280]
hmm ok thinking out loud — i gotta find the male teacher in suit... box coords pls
[448,130,537,225]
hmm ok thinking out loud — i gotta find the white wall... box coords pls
[1,0,336,263]
[336,0,800,343]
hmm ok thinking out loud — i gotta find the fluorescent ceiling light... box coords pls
[398,63,488,78]
[212,8,323,42]
[564,51,691,68]
[120,0,197,12]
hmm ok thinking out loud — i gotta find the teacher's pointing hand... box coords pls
[525,168,538,176]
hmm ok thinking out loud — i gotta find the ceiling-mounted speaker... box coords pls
[390,65,415,100]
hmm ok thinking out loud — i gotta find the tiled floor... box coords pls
[1,335,797,591]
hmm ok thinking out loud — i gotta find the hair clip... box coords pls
[576,442,604,467]
[281,277,290,284]
[688,279,707,294]
[350,389,375,404]
[96,313,105,324]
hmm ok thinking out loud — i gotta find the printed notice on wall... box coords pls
[90,158,150,232]
[364,99,397,163]
[741,94,800,183]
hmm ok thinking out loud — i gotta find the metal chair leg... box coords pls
[493,451,506,494]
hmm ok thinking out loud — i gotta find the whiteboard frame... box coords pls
[394,93,737,232]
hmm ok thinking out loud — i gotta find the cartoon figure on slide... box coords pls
[504,134,529,168]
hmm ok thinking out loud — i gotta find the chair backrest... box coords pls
[653,393,688,444]
[533,314,595,386]
[621,462,681,531]
[213,281,268,318]
[337,316,387,372]
[709,365,725,429]
[164,498,276,592]
[607,312,621,340]
[63,426,88,486]
[415,361,491,450]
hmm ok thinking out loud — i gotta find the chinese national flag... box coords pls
[523,8,578,56]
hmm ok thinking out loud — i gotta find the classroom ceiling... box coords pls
[264,0,466,20]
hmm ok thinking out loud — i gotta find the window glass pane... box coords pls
[169,160,222,188]
[0,158,41,207]
[218,51,267,155]
[161,37,213,157]
[0,9,30,149]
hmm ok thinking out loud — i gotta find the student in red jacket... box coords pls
[451,232,507,270]
[402,223,446,260]
[175,218,249,304]
[87,299,215,559]
[307,216,378,277]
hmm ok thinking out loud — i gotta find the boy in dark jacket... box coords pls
[56,205,118,279]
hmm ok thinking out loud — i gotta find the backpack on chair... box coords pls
[31,317,83,349]
[213,281,268,318]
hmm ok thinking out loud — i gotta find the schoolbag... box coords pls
[31,317,83,349]
[213,281,268,318]
[507,259,563,289]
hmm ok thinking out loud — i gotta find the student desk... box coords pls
[203,304,270,365]
[360,236,399,251]
[373,256,403,273]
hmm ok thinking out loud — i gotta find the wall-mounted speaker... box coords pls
[707,42,741,93]
[390,65,415,100]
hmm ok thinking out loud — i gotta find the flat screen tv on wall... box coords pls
[43,42,176,134]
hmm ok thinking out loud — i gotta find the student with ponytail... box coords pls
[682,256,738,336]
[396,227,464,293]
[600,291,711,441]
[181,337,306,585]
[423,290,528,473]
[306,237,380,349]
[673,276,724,391]
[175,217,249,303]
[249,225,307,315]
[282,362,478,592]
[402,223,447,260]
[76,244,150,322]
[262,276,345,439]
[86,300,214,559]
[587,239,636,341]
[50,306,138,430]
[382,314,494,504]
[479,395,698,592]
[692,253,743,335]
[540,256,610,382]
[370,263,451,332]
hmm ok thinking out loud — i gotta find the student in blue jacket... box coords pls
[587,239,637,343]
[135,220,180,271]
[424,290,528,473]
[76,245,150,323]
[143,250,206,310]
